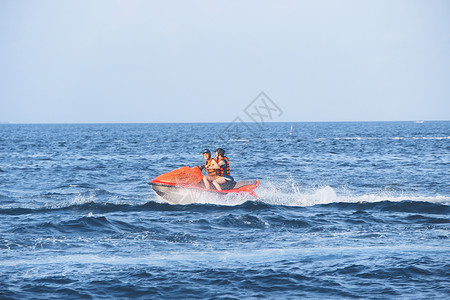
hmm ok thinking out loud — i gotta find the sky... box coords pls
[0,0,449,123]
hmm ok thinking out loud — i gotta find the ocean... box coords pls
[0,121,449,299]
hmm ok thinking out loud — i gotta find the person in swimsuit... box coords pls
[212,148,234,191]
[201,149,220,190]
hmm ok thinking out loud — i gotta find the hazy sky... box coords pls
[1,0,449,123]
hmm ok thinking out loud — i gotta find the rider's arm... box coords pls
[210,159,221,169]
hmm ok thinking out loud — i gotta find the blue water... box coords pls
[1,122,449,299]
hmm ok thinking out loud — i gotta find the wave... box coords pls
[411,136,450,140]
[255,183,450,207]
[1,177,449,215]
[8,215,120,235]
[316,136,450,141]
[1,191,449,217]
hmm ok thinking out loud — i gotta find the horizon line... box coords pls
[0,120,446,125]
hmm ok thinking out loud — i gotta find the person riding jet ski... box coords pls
[212,148,235,191]
[201,149,220,190]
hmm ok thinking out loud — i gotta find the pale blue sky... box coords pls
[1,0,449,123]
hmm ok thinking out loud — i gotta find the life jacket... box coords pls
[205,158,219,176]
[217,156,231,177]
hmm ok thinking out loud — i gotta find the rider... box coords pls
[201,149,220,190]
[212,148,234,191]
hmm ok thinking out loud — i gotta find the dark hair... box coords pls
[215,148,225,157]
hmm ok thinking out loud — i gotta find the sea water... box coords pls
[0,122,449,299]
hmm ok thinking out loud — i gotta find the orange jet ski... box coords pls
[148,166,260,204]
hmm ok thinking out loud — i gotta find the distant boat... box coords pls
[416,120,424,124]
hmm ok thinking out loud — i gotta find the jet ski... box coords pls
[148,166,260,204]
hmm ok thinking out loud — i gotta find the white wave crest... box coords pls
[256,181,450,207]
[154,188,254,206]
[314,136,450,141]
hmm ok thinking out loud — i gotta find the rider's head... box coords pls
[202,149,211,159]
[215,148,225,158]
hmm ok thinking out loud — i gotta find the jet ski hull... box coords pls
[149,180,260,204]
